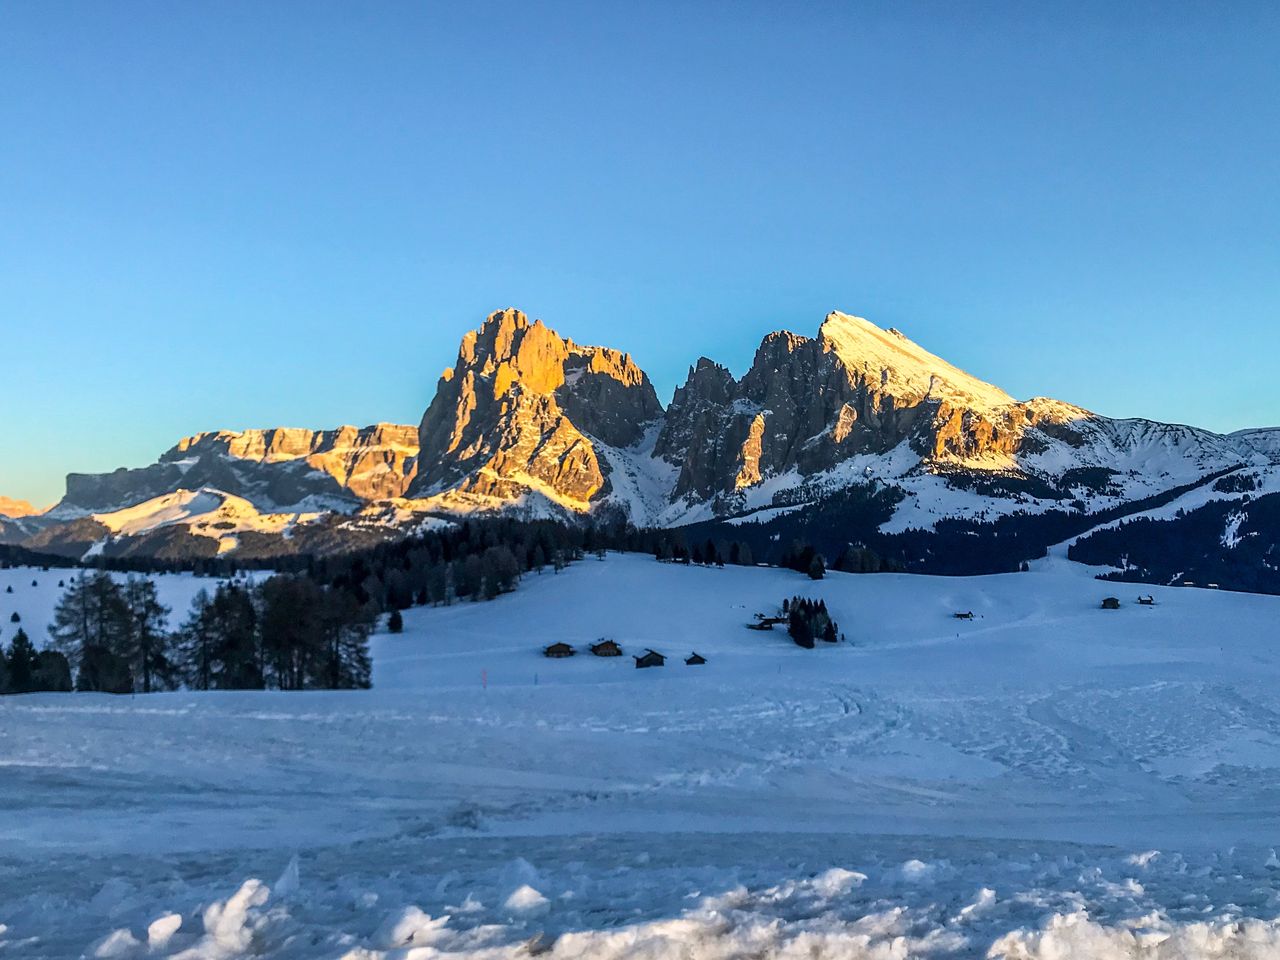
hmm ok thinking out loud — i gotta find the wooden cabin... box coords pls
[754,613,788,626]
[1101,597,1121,610]
[590,639,622,657]
[543,642,576,658]
[685,652,707,665]
[634,649,666,669]
[953,611,974,620]
[1137,595,1155,606]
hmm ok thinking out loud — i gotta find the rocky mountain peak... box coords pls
[651,311,1069,509]
[23,305,1273,565]
[817,311,1014,411]
[410,310,662,508]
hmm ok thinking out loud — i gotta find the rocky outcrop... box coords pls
[60,423,419,514]
[409,308,662,508]
[654,313,1053,504]
[167,424,419,501]
[20,306,1275,563]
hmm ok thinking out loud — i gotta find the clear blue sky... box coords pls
[3,1,1278,507]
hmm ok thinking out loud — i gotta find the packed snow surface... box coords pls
[5,556,1280,957]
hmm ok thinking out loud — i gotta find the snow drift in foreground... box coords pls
[26,839,1280,959]
[5,555,1280,957]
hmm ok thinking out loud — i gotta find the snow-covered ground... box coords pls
[6,556,1280,957]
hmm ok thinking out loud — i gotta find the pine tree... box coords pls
[315,589,373,689]
[122,576,174,693]
[32,650,72,692]
[788,608,814,648]
[808,555,826,580]
[481,546,521,598]
[77,645,133,693]
[426,562,448,606]
[6,627,38,693]
[387,608,404,633]
[462,555,484,599]
[209,582,262,689]
[177,589,216,690]
[49,571,130,673]
[260,575,324,690]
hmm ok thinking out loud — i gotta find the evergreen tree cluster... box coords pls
[48,571,175,693]
[179,577,373,691]
[0,570,379,696]
[298,518,588,612]
[1071,492,1280,596]
[785,596,839,648]
[293,517,759,611]
[0,627,72,693]
[778,541,827,579]
[653,534,753,567]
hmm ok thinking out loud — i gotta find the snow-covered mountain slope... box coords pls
[18,487,339,561]
[93,488,327,554]
[819,311,1015,411]
[644,313,1258,531]
[9,554,1280,956]
[1232,426,1280,460]
[14,308,1280,567]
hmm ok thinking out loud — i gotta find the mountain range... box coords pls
[6,308,1280,587]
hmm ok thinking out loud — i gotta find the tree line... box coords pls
[0,570,376,695]
[0,517,609,695]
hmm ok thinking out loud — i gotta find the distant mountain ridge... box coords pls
[52,423,418,517]
[8,307,1280,584]
[0,496,39,519]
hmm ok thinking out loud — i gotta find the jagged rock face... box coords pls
[653,359,754,500]
[410,309,662,507]
[167,424,419,501]
[22,306,1273,565]
[655,313,1066,503]
[61,423,419,513]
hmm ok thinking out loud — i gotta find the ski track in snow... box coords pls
[5,557,1280,957]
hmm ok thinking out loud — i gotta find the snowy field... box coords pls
[6,556,1280,957]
